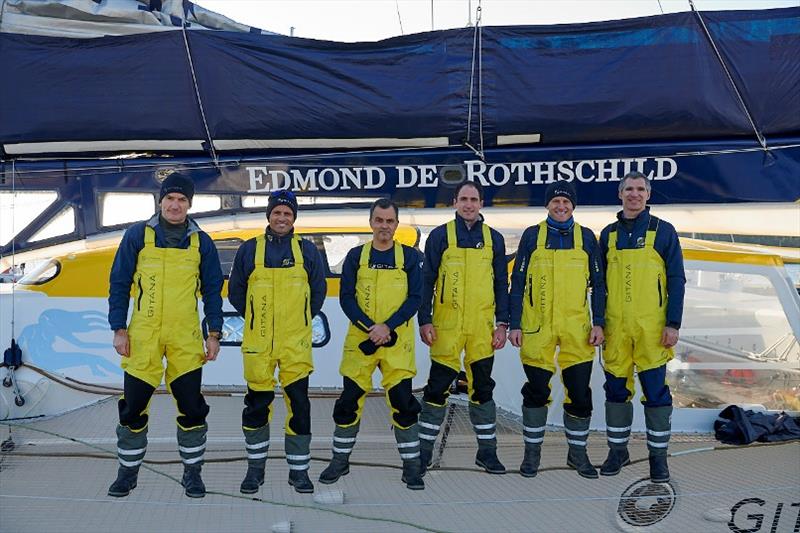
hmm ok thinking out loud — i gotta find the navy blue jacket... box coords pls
[599,208,685,329]
[509,221,606,330]
[108,215,224,332]
[228,227,326,318]
[340,243,423,332]
[419,213,510,326]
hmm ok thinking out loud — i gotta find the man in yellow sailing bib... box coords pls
[228,190,326,494]
[318,199,425,490]
[107,173,224,499]
[599,171,685,483]
[417,181,510,475]
[509,180,606,479]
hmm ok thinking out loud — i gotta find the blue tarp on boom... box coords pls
[1,7,798,154]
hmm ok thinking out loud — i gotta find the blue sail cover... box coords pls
[0,7,798,152]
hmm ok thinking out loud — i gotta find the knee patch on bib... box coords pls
[242,388,276,429]
[469,357,496,404]
[170,368,209,429]
[521,365,553,408]
[562,361,593,418]
[284,377,311,435]
[422,361,459,405]
[332,376,366,426]
[387,378,421,428]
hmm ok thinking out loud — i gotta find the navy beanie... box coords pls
[544,180,577,208]
[159,172,195,204]
[266,190,299,220]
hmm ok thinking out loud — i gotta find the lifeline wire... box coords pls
[689,0,768,152]
[6,142,798,178]
[180,22,220,167]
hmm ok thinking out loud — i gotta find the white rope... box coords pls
[180,23,220,166]
[464,3,485,159]
[689,0,768,152]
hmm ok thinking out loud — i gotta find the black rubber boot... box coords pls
[519,446,542,478]
[419,445,433,477]
[288,470,314,494]
[108,465,139,497]
[649,455,670,483]
[401,459,425,490]
[567,449,599,479]
[475,447,506,474]
[239,464,265,494]
[600,447,630,476]
[319,455,350,485]
[182,464,206,498]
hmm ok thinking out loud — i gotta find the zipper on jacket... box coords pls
[195,278,200,311]
[657,274,663,307]
[439,277,446,304]
[136,275,144,311]
[249,295,255,330]
[304,295,309,326]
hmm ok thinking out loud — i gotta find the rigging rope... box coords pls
[689,0,769,152]
[180,23,220,167]
[464,2,484,159]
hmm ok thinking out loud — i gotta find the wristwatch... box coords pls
[207,331,221,340]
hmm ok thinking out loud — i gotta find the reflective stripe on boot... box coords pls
[645,405,672,483]
[177,424,207,466]
[520,406,547,478]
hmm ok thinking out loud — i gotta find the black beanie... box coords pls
[266,190,299,220]
[544,180,577,208]
[159,172,195,204]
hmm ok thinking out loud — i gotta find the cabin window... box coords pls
[189,194,222,214]
[100,192,155,226]
[29,206,76,242]
[0,191,58,247]
[214,238,244,277]
[18,259,60,285]
[670,266,799,412]
[204,310,331,348]
[319,233,372,276]
[242,195,269,208]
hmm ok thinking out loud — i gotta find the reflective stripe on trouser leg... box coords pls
[394,424,421,461]
[243,424,270,467]
[564,412,590,451]
[330,422,360,457]
[285,434,312,471]
[605,401,633,450]
[116,424,147,468]
[469,399,497,450]
[177,423,207,466]
[644,405,672,456]
[522,406,547,450]
[418,401,446,451]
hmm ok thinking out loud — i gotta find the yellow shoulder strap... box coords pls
[189,232,199,250]
[446,220,456,247]
[481,223,492,251]
[536,221,547,248]
[359,242,371,267]
[144,225,155,246]
[254,235,265,267]
[609,228,618,249]
[645,218,659,248]
[292,236,305,266]
[393,241,404,268]
[573,222,583,249]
